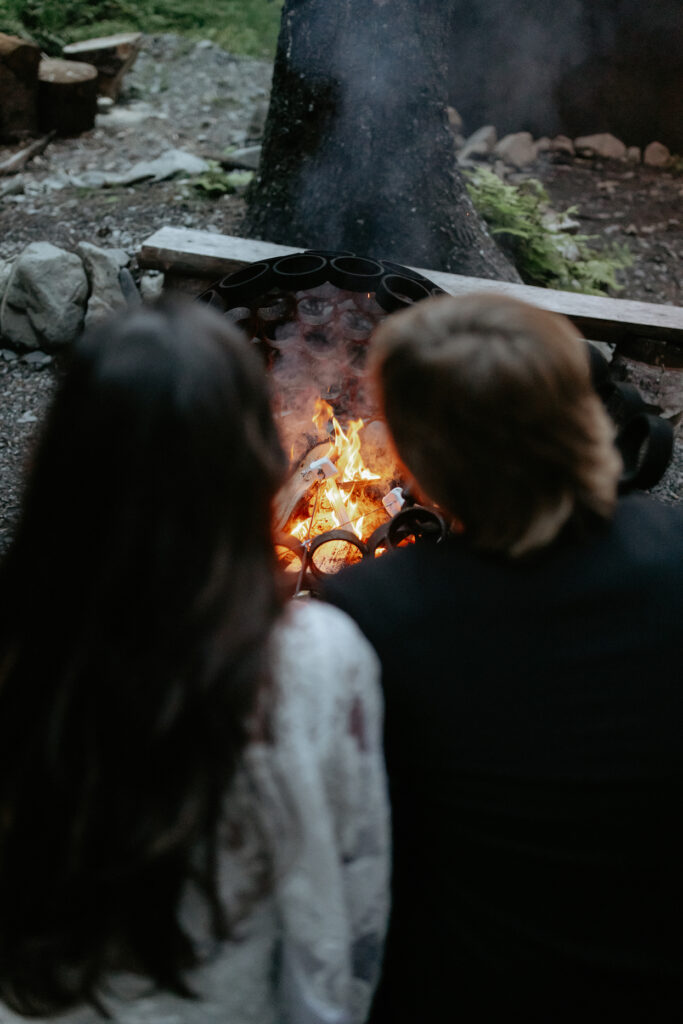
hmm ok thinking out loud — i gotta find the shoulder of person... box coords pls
[269,599,382,751]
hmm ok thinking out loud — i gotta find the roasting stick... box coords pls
[293,480,322,598]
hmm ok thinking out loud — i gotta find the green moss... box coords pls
[466,167,632,296]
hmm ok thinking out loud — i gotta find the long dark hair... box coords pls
[0,298,287,1015]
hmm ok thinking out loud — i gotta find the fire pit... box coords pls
[198,251,447,589]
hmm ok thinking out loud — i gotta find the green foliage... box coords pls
[190,162,254,197]
[0,0,283,58]
[466,168,632,296]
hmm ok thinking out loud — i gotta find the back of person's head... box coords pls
[0,298,286,1015]
[371,293,621,556]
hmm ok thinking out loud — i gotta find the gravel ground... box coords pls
[0,34,681,555]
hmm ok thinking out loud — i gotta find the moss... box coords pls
[466,167,632,296]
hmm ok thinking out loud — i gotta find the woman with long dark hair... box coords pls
[0,299,389,1023]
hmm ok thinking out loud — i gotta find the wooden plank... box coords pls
[138,227,304,280]
[137,227,683,345]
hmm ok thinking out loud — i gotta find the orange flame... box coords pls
[287,398,385,549]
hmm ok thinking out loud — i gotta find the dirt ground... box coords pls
[1,34,682,552]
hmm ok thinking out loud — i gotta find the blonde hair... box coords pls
[371,293,622,556]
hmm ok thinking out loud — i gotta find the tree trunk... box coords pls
[0,33,40,141]
[38,58,98,137]
[246,0,520,283]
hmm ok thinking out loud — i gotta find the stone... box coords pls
[76,242,129,327]
[139,271,165,302]
[0,242,88,350]
[0,348,19,362]
[0,258,13,299]
[0,33,40,141]
[626,146,642,163]
[21,350,53,368]
[574,133,627,160]
[494,131,538,168]
[550,135,575,156]
[535,136,552,153]
[17,411,38,423]
[643,141,671,167]
[62,32,142,101]
[458,125,497,162]
[116,148,209,185]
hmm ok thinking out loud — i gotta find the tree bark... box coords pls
[0,33,40,141]
[246,0,520,283]
[38,58,98,137]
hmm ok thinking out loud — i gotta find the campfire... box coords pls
[198,252,448,588]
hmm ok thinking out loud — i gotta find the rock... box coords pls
[0,33,40,141]
[0,242,88,350]
[116,148,209,185]
[97,95,114,112]
[38,57,98,136]
[223,145,262,170]
[550,135,575,156]
[0,258,13,298]
[17,411,38,424]
[643,141,671,167]
[0,176,25,198]
[446,105,463,131]
[76,242,129,327]
[574,133,627,160]
[536,136,552,153]
[139,271,165,302]
[62,32,142,101]
[458,125,497,162]
[494,131,538,168]
[626,146,642,163]
[0,348,18,362]
[21,350,53,368]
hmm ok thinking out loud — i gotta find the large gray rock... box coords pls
[0,258,12,301]
[77,241,128,327]
[0,242,88,350]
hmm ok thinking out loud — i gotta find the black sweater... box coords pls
[323,494,683,1022]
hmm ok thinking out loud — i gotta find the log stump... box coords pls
[38,58,98,137]
[62,32,142,101]
[0,33,40,141]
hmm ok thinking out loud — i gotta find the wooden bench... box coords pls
[138,226,683,348]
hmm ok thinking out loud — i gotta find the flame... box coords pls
[286,398,386,551]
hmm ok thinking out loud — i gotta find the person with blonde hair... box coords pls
[323,293,683,1022]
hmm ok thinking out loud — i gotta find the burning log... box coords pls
[62,33,142,101]
[38,58,98,137]
[0,33,40,141]
[274,440,332,531]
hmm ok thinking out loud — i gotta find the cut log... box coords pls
[0,33,40,141]
[138,227,683,348]
[62,32,142,101]
[38,58,98,137]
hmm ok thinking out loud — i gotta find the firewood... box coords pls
[62,32,142,101]
[38,58,98,137]
[0,33,40,141]
[274,441,332,531]
[0,131,54,176]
